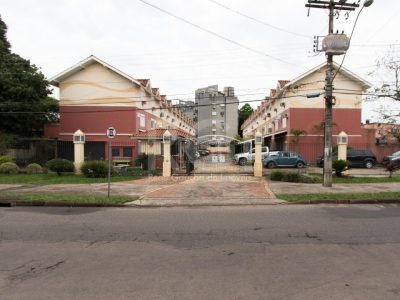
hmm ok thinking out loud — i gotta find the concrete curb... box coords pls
[0,200,125,207]
[2,198,400,208]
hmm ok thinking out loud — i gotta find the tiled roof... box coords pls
[278,80,290,89]
[130,128,194,139]
[270,89,276,97]
[138,79,149,87]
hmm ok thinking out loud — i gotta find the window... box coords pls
[150,119,156,129]
[123,147,132,157]
[139,114,145,127]
[220,112,225,117]
[212,120,217,125]
[112,148,120,157]
[212,111,217,116]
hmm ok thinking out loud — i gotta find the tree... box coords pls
[0,15,58,137]
[374,45,400,102]
[238,103,253,137]
[290,128,307,152]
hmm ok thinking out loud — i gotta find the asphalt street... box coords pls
[1,205,400,299]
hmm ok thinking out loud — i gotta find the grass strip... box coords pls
[277,191,400,203]
[0,193,138,204]
[0,174,142,185]
[333,175,400,184]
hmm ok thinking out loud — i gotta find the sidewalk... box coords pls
[0,172,399,207]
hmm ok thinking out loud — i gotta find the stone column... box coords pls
[73,129,85,174]
[163,130,172,177]
[254,131,263,177]
[337,131,348,161]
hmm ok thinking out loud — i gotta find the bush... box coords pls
[25,163,43,174]
[333,159,348,177]
[46,158,74,176]
[270,170,285,181]
[0,155,13,165]
[299,174,322,184]
[81,161,109,178]
[283,172,301,182]
[0,162,19,174]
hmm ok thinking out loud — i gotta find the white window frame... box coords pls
[139,113,146,128]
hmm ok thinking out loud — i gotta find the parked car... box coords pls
[198,149,210,156]
[233,146,269,166]
[316,149,377,169]
[263,151,307,169]
[382,150,400,166]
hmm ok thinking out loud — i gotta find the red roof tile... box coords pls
[278,80,290,89]
[138,79,149,87]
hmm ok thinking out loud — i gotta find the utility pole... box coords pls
[306,0,358,187]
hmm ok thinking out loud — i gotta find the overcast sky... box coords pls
[2,0,400,121]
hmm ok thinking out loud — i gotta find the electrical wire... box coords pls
[332,3,369,82]
[207,0,311,39]
[137,0,295,66]
[0,90,393,115]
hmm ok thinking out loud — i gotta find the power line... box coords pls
[137,0,295,66]
[0,90,392,115]
[207,0,311,39]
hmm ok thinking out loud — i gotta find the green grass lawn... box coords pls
[278,191,400,203]
[332,175,400,184]
[0,173,143,185]
[0,192,138,204]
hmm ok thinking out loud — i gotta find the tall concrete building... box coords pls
[195,85,239,139]
[174,100,195,121]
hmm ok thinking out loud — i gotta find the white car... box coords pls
[233,146,270,166]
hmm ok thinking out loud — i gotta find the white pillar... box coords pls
[254,131,263,177]
[163,130,172,177]
[73,129,85,174]
[337,131,348,161]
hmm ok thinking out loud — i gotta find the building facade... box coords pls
[174,100,195,121]
[241,63,376,163]
[45,55,196,165]
[194,85,239,140]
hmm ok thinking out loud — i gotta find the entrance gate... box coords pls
[193,135,253,175]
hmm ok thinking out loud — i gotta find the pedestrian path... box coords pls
[135,175,283,206]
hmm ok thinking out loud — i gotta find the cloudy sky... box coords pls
[2,0,400,121]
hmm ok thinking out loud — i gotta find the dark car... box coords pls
[198,149,210,156]
[263,151,307,169]
[317,149,376,169]
[382,151,400,166]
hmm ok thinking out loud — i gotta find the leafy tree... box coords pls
[238,103,253,137]
[0,15,58,137]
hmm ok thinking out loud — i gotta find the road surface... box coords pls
[1,205,400,299]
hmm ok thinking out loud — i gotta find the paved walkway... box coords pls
[135,175,282,206]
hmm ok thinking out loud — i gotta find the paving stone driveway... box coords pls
[136,175,282,206]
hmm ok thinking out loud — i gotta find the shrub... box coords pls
[283,172,301,182]
[386,161,400,178]
[0,155,13,165]
[46,158,74,176]
[299,174,322,184]
[25,163,43,174]
[333,159,348,177]
[270,170,285,181]
[0,162,19,174]
[81,161,109,178]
